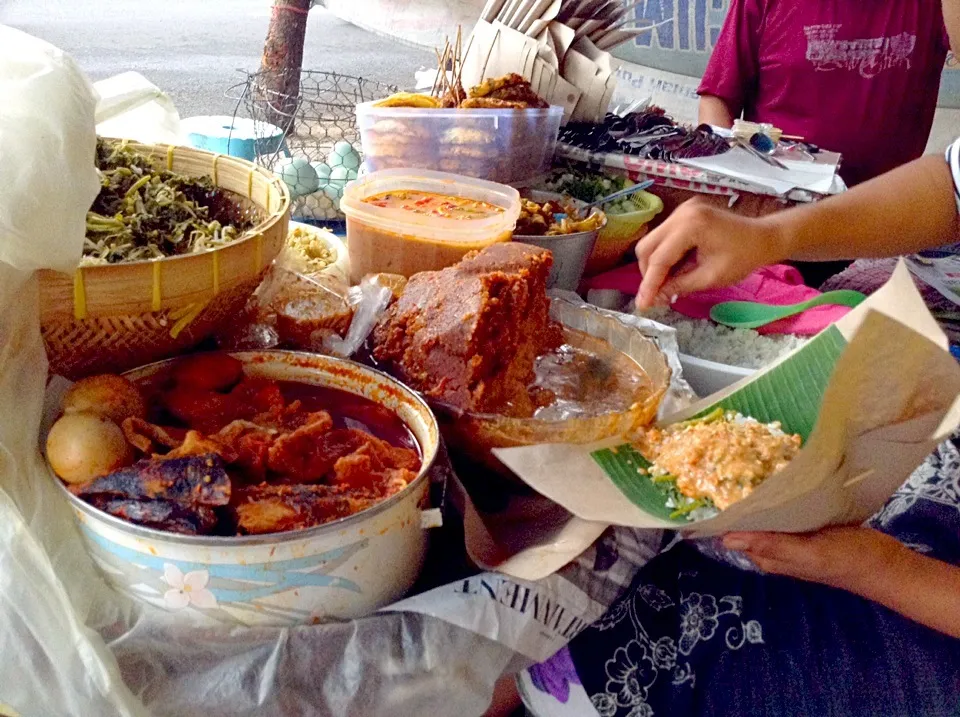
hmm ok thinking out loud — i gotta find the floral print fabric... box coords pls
[522,432,960,717]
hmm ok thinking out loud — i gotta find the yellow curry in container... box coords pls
[340,169,521,281]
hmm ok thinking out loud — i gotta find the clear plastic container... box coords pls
[355,102,564,185]
[340,169,521,281]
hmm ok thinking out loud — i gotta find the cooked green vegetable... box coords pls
[545,169,639,215]
[82,139,253,265]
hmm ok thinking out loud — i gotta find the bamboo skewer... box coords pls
[428,27,475,102]
[479,28,501,83]
[455,34,475,94]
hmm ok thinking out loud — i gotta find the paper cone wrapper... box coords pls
[495,261,960,536]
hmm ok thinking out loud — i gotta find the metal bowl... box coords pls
[58,350,440,626]
[515,190,605,291]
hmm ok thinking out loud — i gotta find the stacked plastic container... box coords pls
[355,102,563,186]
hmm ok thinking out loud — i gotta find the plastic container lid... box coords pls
[355,102,563,122]
[340,169,521,245]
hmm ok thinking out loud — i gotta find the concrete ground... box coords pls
[1,0,432,118]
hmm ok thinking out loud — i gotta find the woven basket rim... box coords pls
[60,139,291,272]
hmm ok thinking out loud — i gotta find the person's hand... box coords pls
[634,198,788,309]
[722,527,905,591]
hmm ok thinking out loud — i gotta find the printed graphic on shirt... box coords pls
[804,24,916,78]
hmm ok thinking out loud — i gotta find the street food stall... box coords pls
[1,10,959,717]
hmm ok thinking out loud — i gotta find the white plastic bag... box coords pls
[94,71,182,145]
[0,25,146,717]
[0,29,658,716]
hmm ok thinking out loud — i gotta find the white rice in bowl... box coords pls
[638,307,808,369]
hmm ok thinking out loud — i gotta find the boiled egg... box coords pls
[47,412,134,484]
[275,157,320,198]
[328,141,361,172]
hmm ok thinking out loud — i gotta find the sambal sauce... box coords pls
[362,190,505,220]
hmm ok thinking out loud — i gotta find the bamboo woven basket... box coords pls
[38,141,291,379]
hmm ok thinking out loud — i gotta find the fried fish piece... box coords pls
[89,497,219,535]
[235,483,379,534]
[71,454,231,507]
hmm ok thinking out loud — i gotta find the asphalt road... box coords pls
[1,0,432,118]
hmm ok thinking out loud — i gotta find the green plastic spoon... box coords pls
[709,289,867,330]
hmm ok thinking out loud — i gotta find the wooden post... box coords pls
[258,0,312,127]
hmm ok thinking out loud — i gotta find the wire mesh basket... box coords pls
[238,70,397,222]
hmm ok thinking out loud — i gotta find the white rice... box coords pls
[639,307,808,369]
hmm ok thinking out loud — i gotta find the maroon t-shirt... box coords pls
[698,0,949,186]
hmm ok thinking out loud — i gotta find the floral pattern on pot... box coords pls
[162,564,218,610]
[80,526,366,623]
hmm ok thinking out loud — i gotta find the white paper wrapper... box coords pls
[495,263,960,536]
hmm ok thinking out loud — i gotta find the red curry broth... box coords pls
[277,382,419,455]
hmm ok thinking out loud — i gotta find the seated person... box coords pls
[498,139,960,717]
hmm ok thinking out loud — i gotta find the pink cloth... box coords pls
[585,263,851,336]
[699,0,948,187]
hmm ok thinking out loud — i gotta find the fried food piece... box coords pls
[484,83,549,108]
[442,127,496,146]
[331,431,420,490]
[71,454,231,507]
[441,82,466,108]
[165,430,239,463]
[369,119,431,139]
[371,243,563,416]
[459,97,527,110]
[467,73,549,109]
[267,426,369,482]
[373,92,442,109]
[121,417,187,454]
[332,452,415,493]
[89,497,219,535]
[213,419,280,483]
[172,353,244,392]
[515,199,606,237]
[545,211,605,236]
[235,483,379,534]
[469,73,525,98]
[515,199,562,236]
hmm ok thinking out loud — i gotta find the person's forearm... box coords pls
[843,542,960,638]
[760,155,959,262]
[944,0,960,56]
[698,94,737,128]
